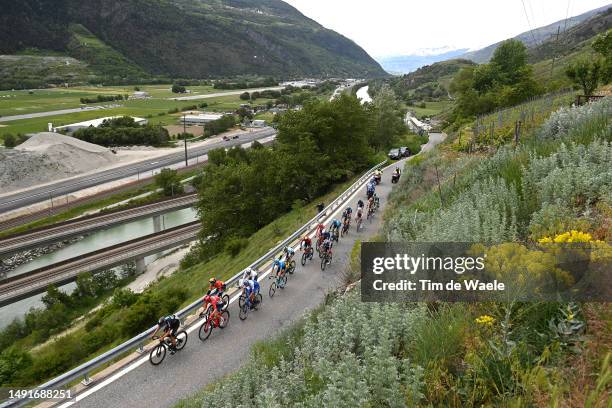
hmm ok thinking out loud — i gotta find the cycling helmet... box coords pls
[158,317,164,325]
[203,295,211,303]
[284,246,290,252]
[273,259,280,266]
[209,277,216,284]
[239,278,245,287]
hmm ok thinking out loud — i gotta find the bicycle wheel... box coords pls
[321,256,327,271]
[254,293,263,309]
[238,294,246,309]
[239,303,249,320]
[221,294,230,308]
[288,260,296,274]
[219,310,230,329]
[301,252,307,266]
[149,344,166,365]
[175,330,187,350]
[198,320,213,341]
[269,281,277,297]
[280,274,287,288]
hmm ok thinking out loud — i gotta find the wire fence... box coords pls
[457,89,576,152]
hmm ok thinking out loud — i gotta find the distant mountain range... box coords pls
[0,0,386,88]
[376,48,470,74]
[459,3,612,63]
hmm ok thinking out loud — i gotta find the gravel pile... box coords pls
[0,132,119,193]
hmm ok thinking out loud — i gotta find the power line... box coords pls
[520,0,538,46]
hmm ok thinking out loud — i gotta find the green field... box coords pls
[406,100,452,119]
[0,88,276,141]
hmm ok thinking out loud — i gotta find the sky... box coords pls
[283,0,612,57]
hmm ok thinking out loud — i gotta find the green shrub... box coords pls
[224,237,248,256]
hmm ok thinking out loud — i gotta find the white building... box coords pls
[180,113,224,125]
[53,116,148,133]
[252,119,267,127]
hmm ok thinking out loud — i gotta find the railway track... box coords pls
[0,194,198,257]
[0,221,200,306]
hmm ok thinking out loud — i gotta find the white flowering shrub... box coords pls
[182,291,427,408]
[522,140,612,208]
[538,97,612,140]
[415,177,519,242]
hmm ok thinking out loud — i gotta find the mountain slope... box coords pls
[0,0,386,82]
[377,48,469,75]
[460,4,611,63]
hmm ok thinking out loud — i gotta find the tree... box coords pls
[3,133,16,148]
[41,285,71,308]
[155,168,184,196]
[490,39,528,83]
[0,346,32,385]
[565,59,602,96]
[239,91,250,100]
[592,29,612,84]
[367,84,404,151]
[172,84,186,94]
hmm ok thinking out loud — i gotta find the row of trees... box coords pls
[213,77,277,89]
[188,93,405,263]
[72,116,170,146]
[204,115,236,137]
[79,94,126,104]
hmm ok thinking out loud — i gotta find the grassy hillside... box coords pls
[0,0,386,88]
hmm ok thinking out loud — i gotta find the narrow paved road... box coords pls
[62,133,445,408]
[0,128,275,215]
[0,106,107,123]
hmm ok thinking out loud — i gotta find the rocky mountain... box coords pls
[0,0,386,85]
[459,4,611,63]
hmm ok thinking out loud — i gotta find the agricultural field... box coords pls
[0,87,276,142]
[406,100,452,119]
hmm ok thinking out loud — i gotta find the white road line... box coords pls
[58,158,406,407]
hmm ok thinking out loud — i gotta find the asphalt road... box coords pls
[0,128,276,215]
[66,133,445,408]
[0,106,107,123]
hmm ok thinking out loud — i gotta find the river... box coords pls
[356,85,372,104]
[0,208,197,329]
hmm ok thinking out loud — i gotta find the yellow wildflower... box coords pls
[475,315,495,326]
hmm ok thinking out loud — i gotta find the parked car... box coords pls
[222,135,230,141]
[388,148,401,160]
[399,146,410,157]
[232,134,239,139]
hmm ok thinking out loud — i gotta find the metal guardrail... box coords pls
[2,159,386,408]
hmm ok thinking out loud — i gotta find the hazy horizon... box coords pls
[284,0,612,57]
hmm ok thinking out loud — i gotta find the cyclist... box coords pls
[357,199,365,210]
[300,235,312,251]
[201,294,226,324]
[315,222,326,238]
[342,206,352,222]
[241,267,259,282]
[374,169,382,183]
[240,278,260,309]
[283,245,295,262]
[373,193,380,210]
[273,258,287,277]
[207,277,226,296]
[151,315,180,353]
[355,205,364,228]
[321,233,333,260]
[330,218,342,235]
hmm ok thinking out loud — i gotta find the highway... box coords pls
[0,195,198,257]
[0,128,276,216]
[53,133,446,408]
[0,222,200,307]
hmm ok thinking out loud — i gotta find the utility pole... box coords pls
[183,114,188,167]
[550,26,561,80]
